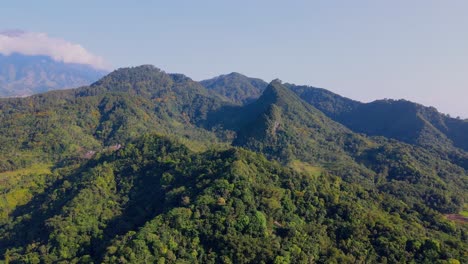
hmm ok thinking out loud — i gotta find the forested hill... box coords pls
[208,80,467,213]
[287,84,468,152]
[2,135,466,263]
[200,72,268,105]
[203,73,468,155]
[0,66,466,263]
[0,65,227,171]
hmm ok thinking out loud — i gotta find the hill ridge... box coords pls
[0,65,466,263]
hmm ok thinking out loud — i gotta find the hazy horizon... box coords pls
[1,0,467,117]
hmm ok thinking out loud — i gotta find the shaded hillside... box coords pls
[0,66,466,263]
[1,69,465,215]
[286,83,360,117]
[0,53,107,97]
[1,135,466,263]
[287,84,468,153]
[337,99,468,151]
[205,81,467,216]
[205,75,468,154]
[232,80,353,165]
[0,65,227,171]
[200,72,268,105]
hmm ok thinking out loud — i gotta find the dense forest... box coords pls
[0,66,466,263]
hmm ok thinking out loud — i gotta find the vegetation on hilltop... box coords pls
[0,66,466,263]
[287,84,468,155]
[201,72,268,105]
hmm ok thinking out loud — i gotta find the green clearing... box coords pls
[0,163,52,222]
[461,204,468,217]
[289,159,323,178]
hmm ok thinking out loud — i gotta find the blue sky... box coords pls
[1,0,467,117]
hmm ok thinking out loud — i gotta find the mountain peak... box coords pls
[200,72,268,105]
[225,72,245,78]
[94,65,163,83]
[90,65,172,92]
[257,79,297,107]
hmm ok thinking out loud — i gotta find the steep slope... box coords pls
[200,72,268,105]
[1,135,465,263]
[82,65,226,124]
[0,53,107,97]
[0,65,227,171]
[215,81,467,214]
[286,83,360,117]
[3,68,461,215]
[337,99,468,151]
[232,80,358,166]
[287,84,468,153]
[0,67,466,263]
[205,76,468,154]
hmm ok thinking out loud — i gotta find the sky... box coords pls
[1,0,467,117]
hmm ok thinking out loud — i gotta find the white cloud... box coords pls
[0,30,110,70]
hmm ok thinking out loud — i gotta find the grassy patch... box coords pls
[460,204,468,217]
[289,160,323,178]
[0,163,51,186]
[0,163,52,222]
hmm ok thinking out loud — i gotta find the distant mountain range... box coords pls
[0,65,466,263]
[0,53,108,97]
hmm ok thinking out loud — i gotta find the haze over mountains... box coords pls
[0,65,466,263]
[0,53,107,97]
[0,30,109,97]
[2,1,467,261]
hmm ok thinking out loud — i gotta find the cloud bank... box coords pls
[0,30,109,70]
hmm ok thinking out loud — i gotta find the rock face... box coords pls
[0,53,107,97]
